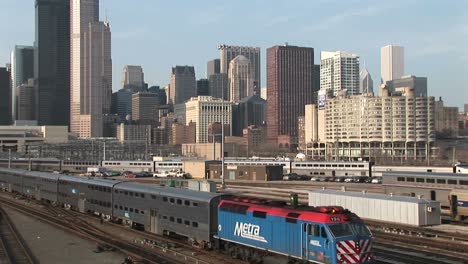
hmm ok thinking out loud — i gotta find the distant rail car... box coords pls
[382,171,468,220]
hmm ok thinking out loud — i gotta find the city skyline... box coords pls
[0,0,467,108]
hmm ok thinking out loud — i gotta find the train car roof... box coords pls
[383,171,468,178]
[0,168,61,180]
[115,182,225,202]
[58,175,120,187]
[219,199,360,224]
[309,189,438,204]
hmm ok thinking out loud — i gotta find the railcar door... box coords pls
[301,223,331,263]
[150,209,158,233]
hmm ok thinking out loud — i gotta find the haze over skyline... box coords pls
[1,0,467,108]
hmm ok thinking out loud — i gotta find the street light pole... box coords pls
[221,87,226,188]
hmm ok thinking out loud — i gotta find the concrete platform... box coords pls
[3,207,126,264]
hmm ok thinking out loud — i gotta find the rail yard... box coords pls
[0,160,468,263]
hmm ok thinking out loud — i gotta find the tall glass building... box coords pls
[35,0,71,126]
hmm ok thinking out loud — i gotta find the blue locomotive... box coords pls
[0,168,373,263]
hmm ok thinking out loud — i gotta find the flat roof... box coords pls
[309,189,439,204]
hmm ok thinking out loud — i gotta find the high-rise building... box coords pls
[10,45,34,120]
[207,59,220,77]
[219,44,261,93]
[229,55,254,102]
[381,45,404,84]
[121,65,145,91]
[35,0,70,126]
[70,0,112,138]
[465,104,468,114]
[174,96,233,143]
[304,104,319,143]
[0,67,11,125]
[435,97,459,138]
[232,94,266,136]
[169,66,196,105]
[208,73,228,100]
[131,92,158,123]
[197,79,210,96]
[385,75,427,96]
[112,88,134,122]
[306,86,436,161]
[148,86,167,105]
[320,51,360,96]
[266,45,315,143]
[15,79,36,121]
[360,68,374,94]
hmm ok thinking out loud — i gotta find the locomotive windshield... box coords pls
[328,223,371,238]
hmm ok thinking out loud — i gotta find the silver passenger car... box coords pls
[57,175,118,215]
[113,182,227,246]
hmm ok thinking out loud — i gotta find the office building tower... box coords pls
[218,44,261,93]
[70,0,112,138]
[121,65,145,91]
[385,75,427,96]
[0,67,11,125]
[35,0,70,126]
[208,73,228,100]
[10,45,34,120]
[197,79,210,96]
[381,45,404,84]
[207,59,220,77]
[465,104,468,114]
[229,55,254,102]
[360,68,374,94]
[174,96,233,143]
[169,66,196,105]
[15,79,36,121]
[148,86,167,105]
[266,45,315,143]
[232,94,266,136]
[313,64,320,100]
[320,51,360,96]
[131,92,159,123]
[112,88,134,122]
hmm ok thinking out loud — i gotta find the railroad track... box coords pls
[0,196,187,264]
[0,194,244,264]
[0,206,36,264]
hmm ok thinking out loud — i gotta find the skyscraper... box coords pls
[169,66,196,105]
[132,92,158,124]
[196,79,210,96]
[320,51,360,96]
[70,0,112,138]
[360,68,374,94]
[218,44,261,93]
[35,0,70,126]
[228,55,254,102]
[381,45,404,84]
[10,45,34,120]
[266,45,315,143]
[206,59,220,77]
[208,73,228,100]
[0,67,11,125]
[121,65,145,91]
[15,79,36,121]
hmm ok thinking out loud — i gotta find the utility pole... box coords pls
[221,87,225,188]
[8,149,11,169]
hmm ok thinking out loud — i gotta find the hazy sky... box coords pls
[0,0,467,108]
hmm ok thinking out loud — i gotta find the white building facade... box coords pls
[121,65,145,90]
[381,45,404,84]
[228,55,254,102]
[305,86,436,161]
[174,96,233,143]
[320,51,360,96]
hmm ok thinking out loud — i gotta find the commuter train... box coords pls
[0,168,373,264]
[382,171,468,221]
